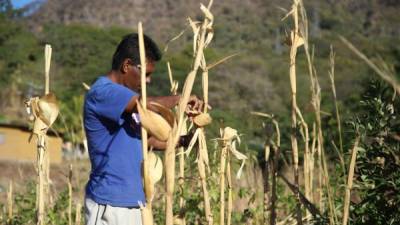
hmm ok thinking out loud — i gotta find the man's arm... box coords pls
[148,95,180,110]
[124,95,202,113]
[148,132,194,151]
[124,95,180,113]
[148,136,167,150]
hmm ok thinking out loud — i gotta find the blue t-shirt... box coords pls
[84,76,145,207]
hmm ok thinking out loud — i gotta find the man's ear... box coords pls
[121,58,132,73]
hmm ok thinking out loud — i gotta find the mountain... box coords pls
[2,0,400,119]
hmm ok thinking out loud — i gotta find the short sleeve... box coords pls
[92,82,137,124]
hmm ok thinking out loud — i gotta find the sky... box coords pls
[11,0,35,9]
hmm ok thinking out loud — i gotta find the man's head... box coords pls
[111,33,162,92]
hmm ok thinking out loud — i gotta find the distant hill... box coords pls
[2,0,399,119]
[28,0,400,41]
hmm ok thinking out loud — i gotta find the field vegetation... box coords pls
[0,0,399,224]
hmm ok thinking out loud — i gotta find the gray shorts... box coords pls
[84,197,143,225]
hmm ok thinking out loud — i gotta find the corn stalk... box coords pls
[284,0,302,223]
[68,164,73,225]
[167,62,187,225]
[137,22,154,225]
[251,112,281,225]
[263,144,271,224]
[75,203,82,225]
[219,138,228,225]
[38,44,52,225]
[296,108,311,211]
[298,2,337,224]
[219,127,247,225]
[342,137,360,225]
[164,2,214,225]
[226,153,233,225]
[7,181,13,222]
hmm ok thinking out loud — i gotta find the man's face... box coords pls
[122,59,156,93]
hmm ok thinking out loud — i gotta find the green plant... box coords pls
[349,81,400,225]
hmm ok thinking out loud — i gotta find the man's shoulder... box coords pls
[88,76,111,92]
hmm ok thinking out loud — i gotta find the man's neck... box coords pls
[107,70,123,84]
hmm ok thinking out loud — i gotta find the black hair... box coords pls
[111,33,162,70]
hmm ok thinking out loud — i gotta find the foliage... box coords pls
[6,182,37,225]
[153,140,263,224]
[1,181,83,225]
[349,81,400,225]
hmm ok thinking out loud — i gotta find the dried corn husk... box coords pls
[25,93,59,136]
[38,93,59,126]
[221,127,247,178]
[222,127,239,142]
[284,31,304,49]
[137,100,172,141]
[193,113,212,127]
[148,151,163,184]
[149,102,175,127]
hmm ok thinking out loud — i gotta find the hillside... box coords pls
[26,0,400,104]
[0,0,399,137]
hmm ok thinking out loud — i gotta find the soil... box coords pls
[0,159,91,206]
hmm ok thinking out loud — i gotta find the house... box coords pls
[0,123,63,164]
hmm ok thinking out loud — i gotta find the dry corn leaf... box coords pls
[137,100,172,141]
[183,128,200,156]
[82,82,91,90]
[204,31,214,49]
[198,130,210,171]
[200,3,214,28]
[188,18,200,55]
[178,71,197,117]
[200,4,213,21]
[231,141,247,179]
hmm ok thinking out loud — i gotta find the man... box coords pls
[84,33,199,225]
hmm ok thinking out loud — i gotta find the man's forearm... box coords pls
[147,95,180,110]
[148,136,167,150]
